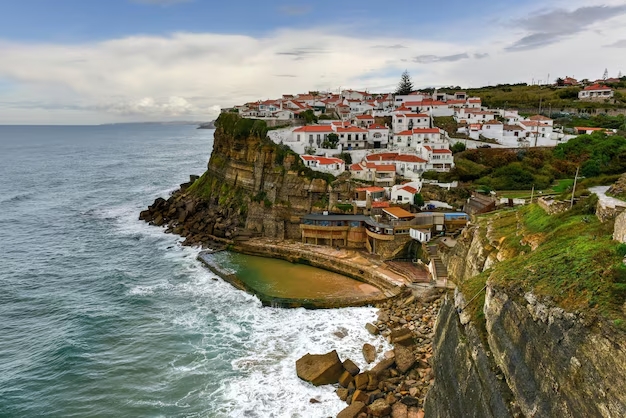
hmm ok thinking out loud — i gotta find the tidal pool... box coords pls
[209,252,383,301]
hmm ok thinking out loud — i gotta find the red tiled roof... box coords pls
[529,115,552,121]
[336,126,368,133]
[400,113,430,118]
[356,186,385,192]
[446,100,466,105]
[383,207,415,219]
[368,124,388,130]
[396,155,427,163]
[293,125,334,133]
[432,149,452,154]
[366,153,398,161]
[504,124,524,131]
[401,185,418,194]
[520,121,550,127]
[350,163,365,171]
[468,99,481,103]
[412,128,441,134]
[372,201,391,208]
[356,114,375,119]
[373,165,396,172]
[583,84,612,91]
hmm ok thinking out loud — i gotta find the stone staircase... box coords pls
[428,243,448,281]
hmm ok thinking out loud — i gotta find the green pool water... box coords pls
[211,252,382,300]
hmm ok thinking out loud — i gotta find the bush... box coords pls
[616,243,626,257]
[451,142,466,154]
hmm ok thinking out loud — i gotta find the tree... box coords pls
[301,109,318,124]
[414,193,425,207]
[451,142,467,154]
[395,70,414,95]
[603,68,609,80]
[327,133,339,148]
[555,77,565,86]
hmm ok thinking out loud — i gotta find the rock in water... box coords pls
[365,323,379,335]
[363,343,377,364]
[295,350,344,386]
[337,401,366,418]
[368,399,392,417]
[394,345,416,373]
[343,359,360,376]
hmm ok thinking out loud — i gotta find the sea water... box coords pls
[0,125,388,417]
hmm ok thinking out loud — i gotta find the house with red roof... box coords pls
[392,110,431,133]
[354,114,375,128]
[364,152,428,180]
[578,84,614,101]
[391,182,422,204]
[292,125,336,149]
[300,155,345,176]
[336,126,369,150]
[454,108,496,124]
[423,146,453,172]
[367,124,390,149]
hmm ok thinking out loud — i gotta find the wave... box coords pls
[0,193,33,204]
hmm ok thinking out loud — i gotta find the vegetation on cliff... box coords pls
[460,201,626,335]
[428,131,626,191]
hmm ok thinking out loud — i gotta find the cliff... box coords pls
[425,203,626,417]
[140,113,355,245]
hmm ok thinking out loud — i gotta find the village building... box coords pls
[579,84,614,101]
[354,114,375,128]
[365,152,428,180]
[292,125,335,150]
[391,184,420,204]
[392,111,431,133]
[367,124,390,149]
[299,155,345,176]
[336,126,369,150]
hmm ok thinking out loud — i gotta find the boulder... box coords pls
[400,396,420,407]
[392,402,408,418]
[371,358,395,376]
[367,373,379,391]
[363,343,376,364]
[339,370,354,388]
[365,323,379,335]
[407,407,424,418]
[391,328,415,347]
[394,345,416,373]
[295,350,344,386]
[368,399,392,417]
[336,388,349,402]
[343,359,360,376]
[337,401,366,418]
[354,373,369,390]
[352,390,369,404]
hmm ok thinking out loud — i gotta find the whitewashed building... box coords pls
[392,111,430,133]
[579,84,614,100]
[300,155,345,176]
[367,124,390,149]
[391,183,420,203]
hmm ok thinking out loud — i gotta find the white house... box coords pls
[403,100,453,117]
[336,126,369,150]
[273,109,297,120]
[300,155,345,176]
[454,108,496,124]
[480,120,504,141]
[367,124,390,149]
[393,128,443,149]
[519,121,553,141]
[354,114,375,127]
[365,152,428,180]
[410,228,432,243]
[391,184,420,204]
[292,125,335,150]
[578,84,614,100]
[394,92,429,107]
[423,146,454,172]
[527,115,553,126]
[342,90,371,101]
[393,110,430,133]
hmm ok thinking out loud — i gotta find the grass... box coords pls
[497,179,575,200]
[460,203,626,333]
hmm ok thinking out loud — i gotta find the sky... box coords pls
[0,0,625,124]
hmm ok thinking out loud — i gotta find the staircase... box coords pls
[428,243,448,281]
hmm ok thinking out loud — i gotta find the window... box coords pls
[297,134,301,141]
[317,134,321,140]
[348,134,352,140]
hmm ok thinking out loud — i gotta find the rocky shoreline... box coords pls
[297,288,445,418]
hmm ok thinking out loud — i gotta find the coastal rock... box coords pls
[363,343,377,364]
[336,388,349,401]
[392,402,408,418]
[337,401,366,418]
[352,390,369,404]
[368,399,392,417]
[343,359,360,376]
[394,345,416,373]
[354,373,369,390]
[365,323,380,335]
[295,350,343,386]
[371,358,395,376]
[338,370,354,388]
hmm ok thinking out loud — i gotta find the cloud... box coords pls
[506,5,626,51]
[474,53,489,59]
[605,39,626,48]
[413,53,469,64]
[371,44,407,49]
[278,4,312,16]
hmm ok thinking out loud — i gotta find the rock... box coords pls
[309,398,320,404]
[352,390,369,404]
[409,387,418,397]
[385,392,397,405]
[368,399,392,417]
[400,396,420,407]
[363,343,377,364]
[391,328,415,346]
[407,407,424,418]
[354,373,369,390]
[295,350,344,386]
[139,210,152,221]
[392,402,408,418]
[367,373,379,391]
[343,359,360,376]
[337,401,367,418]
[384,350,396,359]
[366,323,380,335]
[394,345,416,373]
[336,388,349,401]
[371,358,395,376]
[339,370,354,388]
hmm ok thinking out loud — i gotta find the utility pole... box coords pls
[530,184,535,204]
[571,166,580,209]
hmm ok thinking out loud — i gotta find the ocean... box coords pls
[0,125,386,417]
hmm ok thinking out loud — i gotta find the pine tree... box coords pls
[395,70,414,95]
[603,68,609,80]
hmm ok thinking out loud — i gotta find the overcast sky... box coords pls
[1,0,625,124]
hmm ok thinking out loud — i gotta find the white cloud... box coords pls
[0,5,625,124]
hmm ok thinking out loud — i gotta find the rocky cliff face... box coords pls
[140,114,355,246]
[426,215,626,417]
